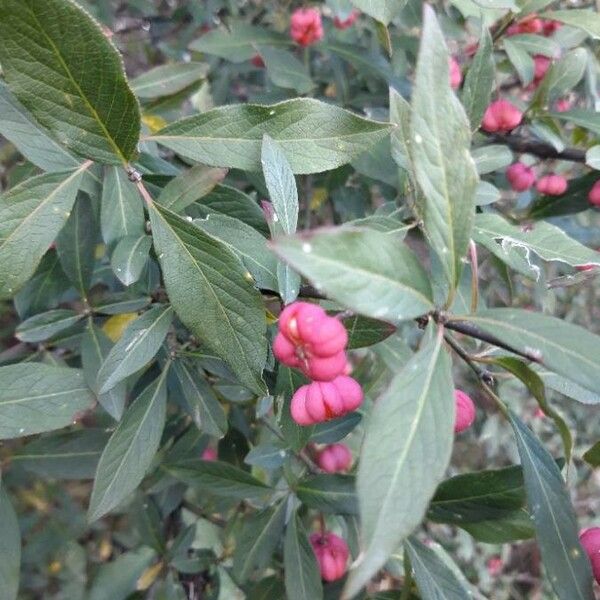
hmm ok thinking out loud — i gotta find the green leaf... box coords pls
[234,500,287,582]
[586,146,600,170]
[189,23,291,63]
[344,329,454,599]
[405,537,471,600]
[583,441,600,467]
[157,164,227,213]
[532,49,587,106]
[536,369,600,405]
[171,359,228,438]
[543,10,600,39]
[549,109,600,137]
[148,202,267,395]
[257,46,314,94]
[0,167,88,299]
[492,356,573,463]
[149,98,393,174]
[194,214,278,291]
[110,235,152,286]
[0,364,94,439]
[88,369,169,522]
[276,367,313,451]
[81,323,126,420]
[97,305,173,394]
[0,478,20,600]
[190,184,269,237]
[88,547,156,600]
[131,62,209,99]
[0,81,82,172]
[12,429,109,480]
[342,314,396,349]
[284,511,323,600]
[310,413,362,444]
[56,193,97,298]
[454,309,600,396]
[273,228,433,323]
[475,181,501,206]
[15,309,82,343]
[92,294,151,316]
[429,465,527,524]
[166,460,271,499]
[472,145,513,174]
[410,6,478,290]
[460,510,535,543]
[100,167,146,247]
[508,33,560,57]
[504,38,535,85]
[473,213,600,275]
[261,135,299,235]
[296,474,358,514]
[528,172,598,219]
[0,0,140,164]
[277,262,301,304]
[509,411,594,600]
[349,0,406,25]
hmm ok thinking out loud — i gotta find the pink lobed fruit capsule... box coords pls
[316,443,353,473]
[290,7,323,47]
[310,532,349,582]
[273,302,348,381]
[201,447,217,461]
[580,528,600,584]
[533,55,551,82]
[481,100,523,133]
[290,375,364,426]
[506,162,536,192]
[333,9,359,29]
[536,174,568,196]
[588,181,600,206]
[449,56,462,90]
[454,389,476,433]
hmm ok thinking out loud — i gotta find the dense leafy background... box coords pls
[1,0,600,599]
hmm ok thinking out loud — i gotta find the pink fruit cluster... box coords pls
[315,443,353,473]
[505,163,569,197]
[290,8,324,47]
[481,100,523,134]
[310,532,349,582]
[449,56,462,90]
[454,390,476,434]
[506,14,561,36]
[580,527,600,584]
[589,181,600,206]
[273,302,364,426]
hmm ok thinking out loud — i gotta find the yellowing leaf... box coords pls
[142,114,167,134]
[102,313,138,342]
[136,562,163,591]
[310,187,328,210]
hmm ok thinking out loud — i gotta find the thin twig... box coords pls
[488,133,586,163]
[441,318,543,363]
[469,240,479,314]
[443,333,495,386]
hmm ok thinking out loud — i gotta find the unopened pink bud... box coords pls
[554,97,573,112]
[481,100,523,133]
[290,8,323,47]
[310,532,349,582]
[333,10,359,29]
[454,390,476,433]
[316,443,353,473]
[201,447,217,461]
[507,15,543,36]
[536,174,568,196]
[449,57,462,90]
[542,19,562,36]
[487,556,503,576]
[506,163,536,192]
[533,55,552,82]
[580,528,600,584]
[589,181,600,206]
